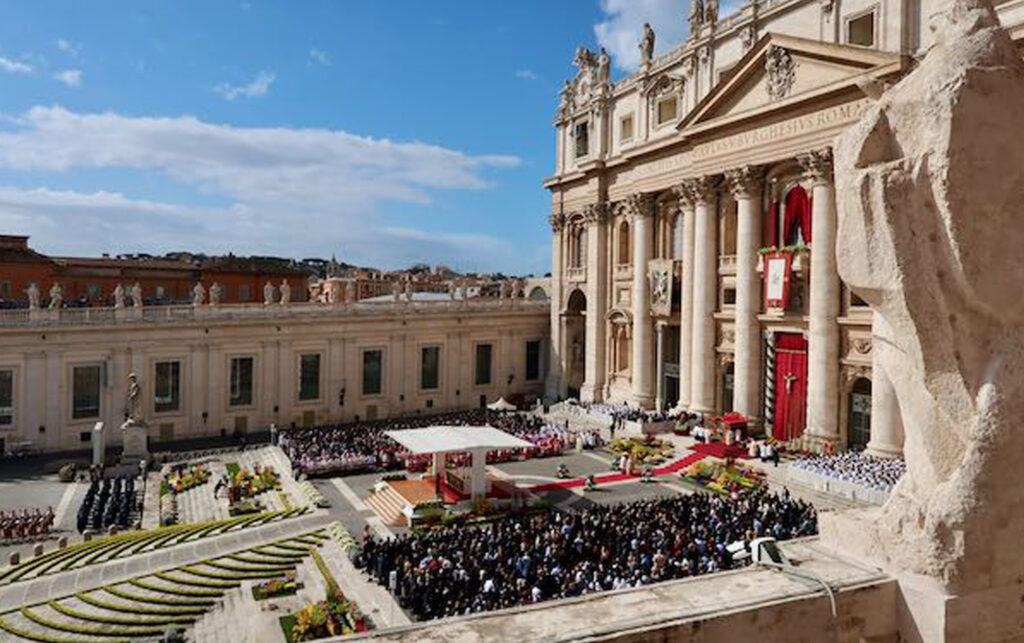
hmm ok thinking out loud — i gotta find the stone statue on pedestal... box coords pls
[263,281,275,305]
[113,283,125,309]
[392,281,401,302]
[689,0,705,34]
[597,48,611,84]
[48,283,63,310]
[279,280,291,306]
[26,283,40,310]
[191,282,206,306]
[704,0,719,26]
[131,282,143,308]
[209,282,222,306]
[121,372,148,463]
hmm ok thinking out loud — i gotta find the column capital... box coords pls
[580,202,608,226]
[797,147,834,185]
[549,213,565,232]
[679,176,721,205]
[624,192,656,220]
[724,165,765,199]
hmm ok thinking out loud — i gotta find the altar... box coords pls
[367,425,534,526]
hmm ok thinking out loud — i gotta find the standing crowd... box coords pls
[358,489,817,620]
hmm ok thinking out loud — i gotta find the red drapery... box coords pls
[773,333,808,441]
[783,186,812,245]
[764,201,778,248]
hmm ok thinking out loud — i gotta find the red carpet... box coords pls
[528,450,709,493]
[689,441,753,460]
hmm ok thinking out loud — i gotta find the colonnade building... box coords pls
[544,0,1024,455]
[0,298,549,454]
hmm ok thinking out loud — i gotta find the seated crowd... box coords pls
[567,400,696,427]
[358,489,817,620]
[791,451,906,492]
[0,508,55,542]
[281,410,567,477]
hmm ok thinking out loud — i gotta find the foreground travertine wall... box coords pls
[825,0,1024,638]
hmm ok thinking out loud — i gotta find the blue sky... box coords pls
[0,0,689,275]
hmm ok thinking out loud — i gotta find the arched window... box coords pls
[618,221,630,265]
[672,213,684,259]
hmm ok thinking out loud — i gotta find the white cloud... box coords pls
[0,56,32,74]
[514,69,538,81]
[594,0,686,71]
[0,107,524,270]
[213,70,275,100]
[56,38,80,59]
[54,69,82,87]
[309,48,331,66]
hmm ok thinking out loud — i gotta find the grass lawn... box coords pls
[279,614,298,643]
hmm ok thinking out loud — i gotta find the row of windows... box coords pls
[0,340,545,424]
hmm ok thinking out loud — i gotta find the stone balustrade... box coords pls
[0,298,548,327]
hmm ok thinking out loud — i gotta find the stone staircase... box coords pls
[364,485,407,527]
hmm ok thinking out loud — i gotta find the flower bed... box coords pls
[681,461,765,496]
[164,463,211,494]
[252,573,299,601]
[228,464,281,499]
[281,549,369,641]
[606,436,674,465]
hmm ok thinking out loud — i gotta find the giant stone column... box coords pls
[801,148,841,446]
[725,166,764,420]
[545,213,566,400]
[674,183,697,410]
[581,204,608,403]
[628,193,656,408]
[689,177,720,414]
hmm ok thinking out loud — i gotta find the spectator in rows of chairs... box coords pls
[0,508,54,542]
[358,488,817,621]
[280,410,566,478]
[77,476,136,533]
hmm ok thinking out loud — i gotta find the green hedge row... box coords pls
[75,593,206,617]
[47,601,195,627]
[127,578,223,598]
[0,614,130,643]
[102,586,215,608]
[21,606,165,638]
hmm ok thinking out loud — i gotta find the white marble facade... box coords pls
[545,0,1024,452]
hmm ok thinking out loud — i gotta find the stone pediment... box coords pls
[678,33,902,137]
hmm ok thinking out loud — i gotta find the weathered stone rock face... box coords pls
[831,0,1024,594]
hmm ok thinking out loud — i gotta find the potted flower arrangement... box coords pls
[252,572,299,600]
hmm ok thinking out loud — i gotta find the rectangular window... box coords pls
[847,11,875,47]
[475,344,493,386]
[229,357,254,407]
[574,121,589,159]
[362,350,383,396]
[0,369,12,425]
[154,361,181,413]
[420,346,440,391]
[723,288,737,305]
[72,365,102,420]
[619,114,634,142]
[238,284,251,301]
[657,98,678,125]
[525,341,541,382]
[299,353,321,401]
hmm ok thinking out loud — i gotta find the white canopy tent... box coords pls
[386,426,533,498]
[486,397,518,412]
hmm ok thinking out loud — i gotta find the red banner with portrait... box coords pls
[763,250,792,309]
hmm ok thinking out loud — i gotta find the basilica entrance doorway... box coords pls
[564,289,586,400]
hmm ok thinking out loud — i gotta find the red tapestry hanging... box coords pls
[763,250,792,309]
[773,333,808,442]
[783,186,812,245]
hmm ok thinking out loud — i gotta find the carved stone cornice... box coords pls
[724,165,765,199]
[581,202,608,225]
[624,192,657,220]
[798,147,834,185]
[549,213,565,232]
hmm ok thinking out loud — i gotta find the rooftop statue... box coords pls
[828,0,1024,608]
[689,0,705,34]
[639,23,655,68]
